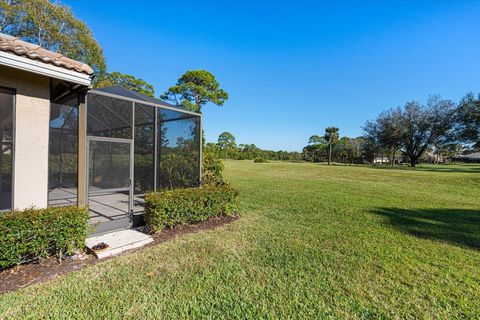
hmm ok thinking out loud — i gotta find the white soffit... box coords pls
[0,51,92,86]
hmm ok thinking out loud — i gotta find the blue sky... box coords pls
[64,0,480,151]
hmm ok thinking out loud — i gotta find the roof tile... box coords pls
[0,33,94,75]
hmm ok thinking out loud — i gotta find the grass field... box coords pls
[0,161,479,319]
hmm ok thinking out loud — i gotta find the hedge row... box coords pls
[144,185,239,232]
[0,206,89,269]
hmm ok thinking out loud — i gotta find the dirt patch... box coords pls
[0,214,239,294]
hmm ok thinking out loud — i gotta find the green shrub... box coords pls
[0,206,89,269]
[202,150,226,186]
[254,157,268,163]
[145,185,239,232]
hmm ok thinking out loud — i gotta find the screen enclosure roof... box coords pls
[90,86,201,118]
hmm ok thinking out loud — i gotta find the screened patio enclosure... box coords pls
[48,86,202,234]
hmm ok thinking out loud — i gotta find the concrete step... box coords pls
[85,229,154,259]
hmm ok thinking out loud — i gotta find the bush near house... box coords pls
[0,206,88,269]
[202,150,227,186]
[145,185,239,232]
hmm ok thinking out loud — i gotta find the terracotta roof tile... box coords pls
[0,33,94,75]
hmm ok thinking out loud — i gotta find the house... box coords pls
[0,33,202,235]
[373,157,389,164]
[426,151,448,164]
[372,156,407,165]
[455,152,480,163]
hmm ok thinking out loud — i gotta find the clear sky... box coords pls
[63,0,480,151]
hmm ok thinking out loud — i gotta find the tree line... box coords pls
[210,90,480,166]
[205,132,302,161]
[302,130,366,165]
[304,94,480,167]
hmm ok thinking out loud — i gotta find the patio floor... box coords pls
[48,187,144,225]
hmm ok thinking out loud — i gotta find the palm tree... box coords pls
[324,127,339,165]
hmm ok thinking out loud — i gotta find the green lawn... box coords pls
[1,161,479,319]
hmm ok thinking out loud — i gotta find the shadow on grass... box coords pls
[372,208,480,250]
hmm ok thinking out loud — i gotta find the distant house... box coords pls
[373,157,390,164]
[455,152,480,163]
[426,152,448,164]
[0,33,202,235]
[373,156,407,165]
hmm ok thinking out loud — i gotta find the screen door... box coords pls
[87,137,133,233]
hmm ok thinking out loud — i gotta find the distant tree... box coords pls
[363,120,382,163]
[304,134,368,165]
[302,145,314,162]
[335,137,349,164]
[308,135,325,145]
[366,96,455,167]
[399,97,455,167]
[364,109,403,166]
[346,137,364,164]
[324,127,339,165]
[360,136,380,164]
[0,0,106,77]
[161,70,229,113]
[217,132,237,160]
[455,92,480,146]
[95,72,155,97]
[330,137,362,165]
[303,135,327,162]
[238,143,260,160]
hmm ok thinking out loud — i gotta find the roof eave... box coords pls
[0,51,92,86]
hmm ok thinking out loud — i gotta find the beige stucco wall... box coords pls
[0,65,50,209]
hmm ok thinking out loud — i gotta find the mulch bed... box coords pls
[0,214,240,294]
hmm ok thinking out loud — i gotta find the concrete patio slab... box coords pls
[85,229,153,259]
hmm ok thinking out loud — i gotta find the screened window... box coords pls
[134,103,155,194]
[157,109,200,190]
[87,93,133,139]
[0,88,14,211]
[48,101,78,206]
